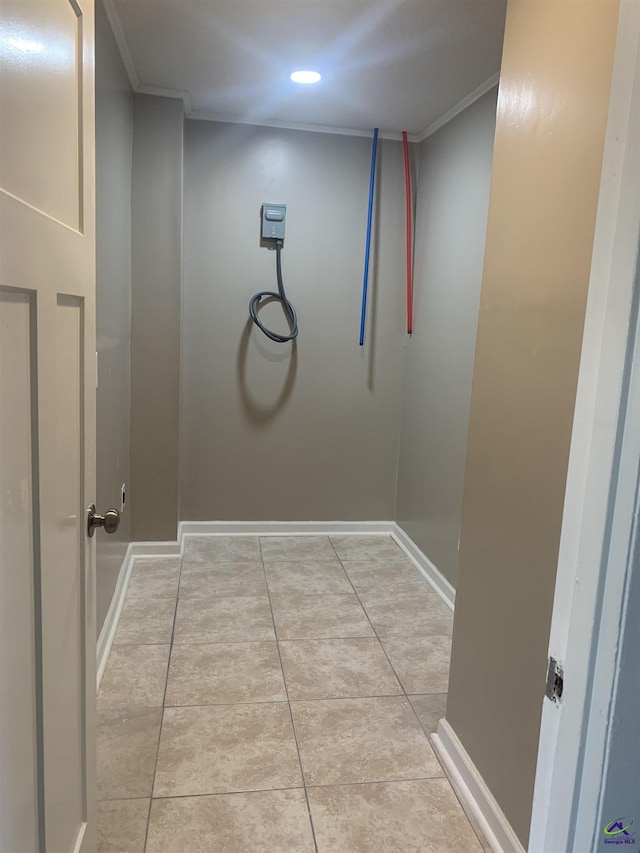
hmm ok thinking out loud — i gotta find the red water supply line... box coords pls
[402,131,413,335]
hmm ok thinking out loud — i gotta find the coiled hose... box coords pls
[249,240,298,342]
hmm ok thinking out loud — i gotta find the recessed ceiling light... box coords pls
[290,70,321,84]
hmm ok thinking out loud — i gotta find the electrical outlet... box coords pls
[121,483,126,512]
[262,203,286,240]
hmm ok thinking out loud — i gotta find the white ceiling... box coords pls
[107,0,506,139]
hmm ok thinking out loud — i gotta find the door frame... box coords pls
[529,2,640,851]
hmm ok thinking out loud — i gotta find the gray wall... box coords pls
[395,90,497,587]
[95,0,133,632]
[130,95,183,540]
[180,122,406,521]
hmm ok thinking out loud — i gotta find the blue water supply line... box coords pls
[359,127,379,346]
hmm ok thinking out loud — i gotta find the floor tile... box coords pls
[291,696,442,786]
[342,559,435,596]
[279,638,401,700]
[126,566,180,602]
[130,557,181,573]
[98,644,170,710]
[360,592,453,638]
[127,558,181,599]
[265,560,352,595]
[307,779,483,852]
[173,595,275,643]
[182,535,261,563]
[153,703,302,797]
[97,708,162,799]
[409,694,448,735]
[97,798,149,853]
[165,642,286,706]
[380,635,451,694]
[272,594,374,640]
[329,535,404,561]
[433,755,493,853]
[179,562,267,598]
[146,790,315,853]
[113,596,176,645]
[96,528,465,850]
[260,535,336,562]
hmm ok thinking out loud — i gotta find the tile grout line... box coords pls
[101,539,467,850]
[141,556,184,852]
[114,629,446,648]
[258,536,320,853]
[99,772,456,807]
[102,690,450,716]
[426,736,492,852]
[329,540,456,770]
[99,773,449,803]
[329,538,417,709]
[330,539,485,850]
[330,537,450,729]
[97,559,179,846]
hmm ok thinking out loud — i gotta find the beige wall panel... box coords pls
[0,0,81,229]
[447,0,619,845]
[0,289,40,853]
[395,90,497,586]
[180,121,406,522]
[95,0,133,632]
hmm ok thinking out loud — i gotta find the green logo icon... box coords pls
[604,819,634,837]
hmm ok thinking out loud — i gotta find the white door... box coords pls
[0,0,98,851]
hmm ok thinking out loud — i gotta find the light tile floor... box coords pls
[97,535,488,852]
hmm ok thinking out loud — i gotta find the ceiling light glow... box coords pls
[290,70,321,84]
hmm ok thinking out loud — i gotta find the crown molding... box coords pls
[185,109,419,142]
[101,0,139,89]
[100,0,497,144]
[416,72,500,142]
[136,83,194,113]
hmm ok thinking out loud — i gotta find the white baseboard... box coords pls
[178,520,396,539]
[96,543,135,689]
[431,719,526,853]
[175,520,454,608]
[97,523,453,691]
[391,523,455,611]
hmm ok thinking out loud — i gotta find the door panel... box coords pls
[0,0,96,849]
[0,0,83,230]
[42,295,86,853]
[0,287,42,853]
